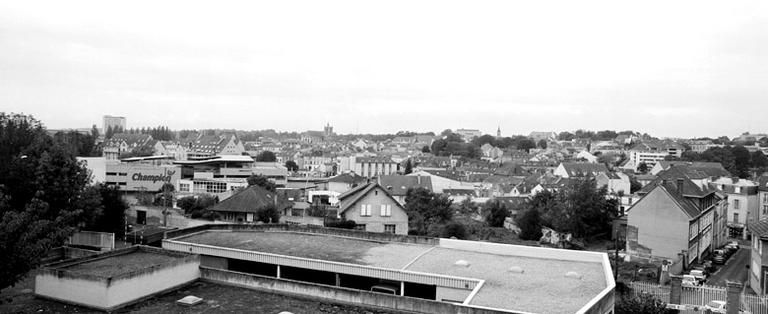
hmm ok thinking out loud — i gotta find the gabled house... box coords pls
[102,133,161,160]
[758,176,768,222]
[710,177,758,237]
[378,175,433,205]
[187,134,244,159]
[626,173,725,266]
[209,185,292,223]
[337,183,408,235]
[554,162,609,178]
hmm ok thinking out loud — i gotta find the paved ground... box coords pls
[707,247,750,286]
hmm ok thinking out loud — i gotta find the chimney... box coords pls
[676,178,684,195]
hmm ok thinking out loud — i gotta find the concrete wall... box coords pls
[35,247,200,311]
[627,187,690,259]
[436,286,471,303]
[105,259,199,309]
[339,186,408,235]
[35,273,111,309]
[200,267,518,314]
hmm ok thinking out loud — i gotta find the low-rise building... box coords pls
[354,157,399,178]
[209,185,292,223]
[337,183,408,235]
[748,219,768,295]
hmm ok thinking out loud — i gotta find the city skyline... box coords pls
[2,1,767,138]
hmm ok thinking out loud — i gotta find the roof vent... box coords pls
[565,271,582,279]
[176,295,203,306]
[508,266,524,274]
[454,260,470,267]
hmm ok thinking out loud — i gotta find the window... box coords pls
[360,204,371,216]
[734,199,740,210]
[735,186,741,193]
[354,224,366,231]
[764,205,768,216]
[179,183,190,192]
[384,224,396,234]
[380,204,392,217]
[734,213,740,223]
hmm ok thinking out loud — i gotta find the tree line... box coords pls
[675,145,767,178]
[0,113,128,291]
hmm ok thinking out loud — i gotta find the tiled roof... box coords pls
[638,182,703,218]
[560,162,609,177]
[210,185,291,213]
[328,172,366,184]
[337,183,401,214]
[640,168,714,197]
[749,219,768,238]
[379,175,433,196]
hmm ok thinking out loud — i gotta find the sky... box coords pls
[1,1,766,138]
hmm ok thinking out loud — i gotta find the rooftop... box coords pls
[42,246,193,279]
[173,229,611,314]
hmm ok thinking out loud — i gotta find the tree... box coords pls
[247,174,277,192]
[256,204,280,223]
[285,160,299,172]
[615,292,674,314]
[178,194,219,220]
[537,139,548,149]
[421,145,430,153]
[541,179,618,238]
[483,199,510,227]
[404,188,453,235]
[440,129,453,136]
[404,159,413,174]
[84,184,128,237]
[0,113,93,291]
[515,208,543,240]
[256,150,277,162]
[751,151,767,170]
[105,125,114,139]
[91,124,100,139]
[557,131,575,141]
[731,145,751,178]
[637,162,649,174]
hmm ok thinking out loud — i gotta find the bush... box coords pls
[326,218,357,229]
[256,204,280,223]
[483,200,510,227]
[441,222,468,239]
[515,208,543,240]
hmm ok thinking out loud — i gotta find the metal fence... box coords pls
[628,281,768,313]
[68,231,115,250]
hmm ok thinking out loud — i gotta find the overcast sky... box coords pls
[1,1,766,138]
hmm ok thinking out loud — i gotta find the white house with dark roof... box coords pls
[378,175,433,205]
[554,162,609,178]
[337,182,408,234]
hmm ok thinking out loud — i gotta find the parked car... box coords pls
[637,267,657,279]
[682,275,699,287]
[690,269,707,284]
[704,300,752,314]
[705,300,727,313]
[726,241,739,251]
[713,254,726,264]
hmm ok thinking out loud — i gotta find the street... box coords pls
[707,248,750,286]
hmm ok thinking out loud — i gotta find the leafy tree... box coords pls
[177,194,219,220]
[106,125,114,139]
[751,151,767,170]
[404,159,413,174]
[541,179,618,238]
[483,199,510,227]
[85,184,128,237]
[256,204,280,223]
[256,150,277,162]
[637,162,649,174]
[537,139,548,149]
[285,160,299,171]
[472,134,497,147]
[421,145,430,153]
[731,145,751,178]
[0,113,93,291]
[91,124,100,139]
[247,174,277,192]
[515,207,543,240]
[53,131,96,157]
[440,129,453,136]
[516,138,536,152]
[557,131,575,141]
[404,187,453,235]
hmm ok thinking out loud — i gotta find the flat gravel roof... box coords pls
[173,230,607,314]
[60,251,179,278]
